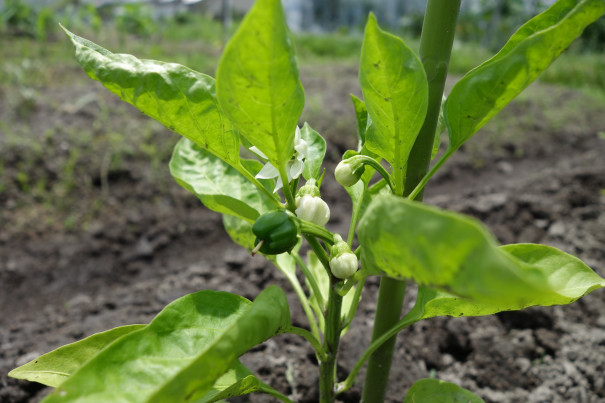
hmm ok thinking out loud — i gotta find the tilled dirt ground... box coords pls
[1,65,605,402]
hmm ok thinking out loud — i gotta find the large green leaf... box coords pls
[300,122,326,181]
[359,14,428,175]
[404,378,485,403]
[42,287,290,402]
[9,325,144,388]
[359,195,605,307]
[445,0,605,150]
[170,138,275,222]
[62,27,239,165]
[216,0,304,169]
[195,360,289,403]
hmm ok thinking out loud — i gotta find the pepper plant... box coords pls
[9,0,605,401]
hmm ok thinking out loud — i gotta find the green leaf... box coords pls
[445,0,605,150]
[359,14,428,175]
[403,286,506,323]
[359,195,605,307]
[344,177,390,241]
[170,138,275,222]
[61,26,239,165]
[195,361,259,403]
[194,360,288,403]
[405,242,605,322]
[350,94,368,145]
[359,179,390,219]
[300,122,326,181]
[432,95,446,160]
[223,215,256,250]
[42,287,290,403]
[216,0,304,169]
[9,325,145,388]
[404,378,485,403]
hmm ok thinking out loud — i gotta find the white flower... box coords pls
[250,126,308,192]
[295,194,330,226]
[329,252,359,279]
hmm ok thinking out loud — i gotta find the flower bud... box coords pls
[329,234,358,279]
[335,160,364,187]
[330,252,358,279]
[295,194,330,226]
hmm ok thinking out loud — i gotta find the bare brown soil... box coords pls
[1,64,605,402]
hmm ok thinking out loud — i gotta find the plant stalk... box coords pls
[319,278,343,403]
[293,252,325,310]
[279,166,297,211]
[305,235,343,402]
[361,2,460,401]
[299,220,335,246]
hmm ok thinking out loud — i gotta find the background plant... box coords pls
[8,0,605,402]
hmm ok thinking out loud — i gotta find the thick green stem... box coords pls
[361,2,460,402]
[406,0,460,200]
[361,278,407,402]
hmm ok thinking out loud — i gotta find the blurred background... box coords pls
[0,0,603,235]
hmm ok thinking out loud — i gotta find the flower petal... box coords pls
[256,162,280,179]
[295,138,308,158]
[274,175,284,193]
[249,146,268,160]
[288,159,304,180]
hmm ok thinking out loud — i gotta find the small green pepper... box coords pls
[252,210,299,255]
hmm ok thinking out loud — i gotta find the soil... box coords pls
[1,64,605,403]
